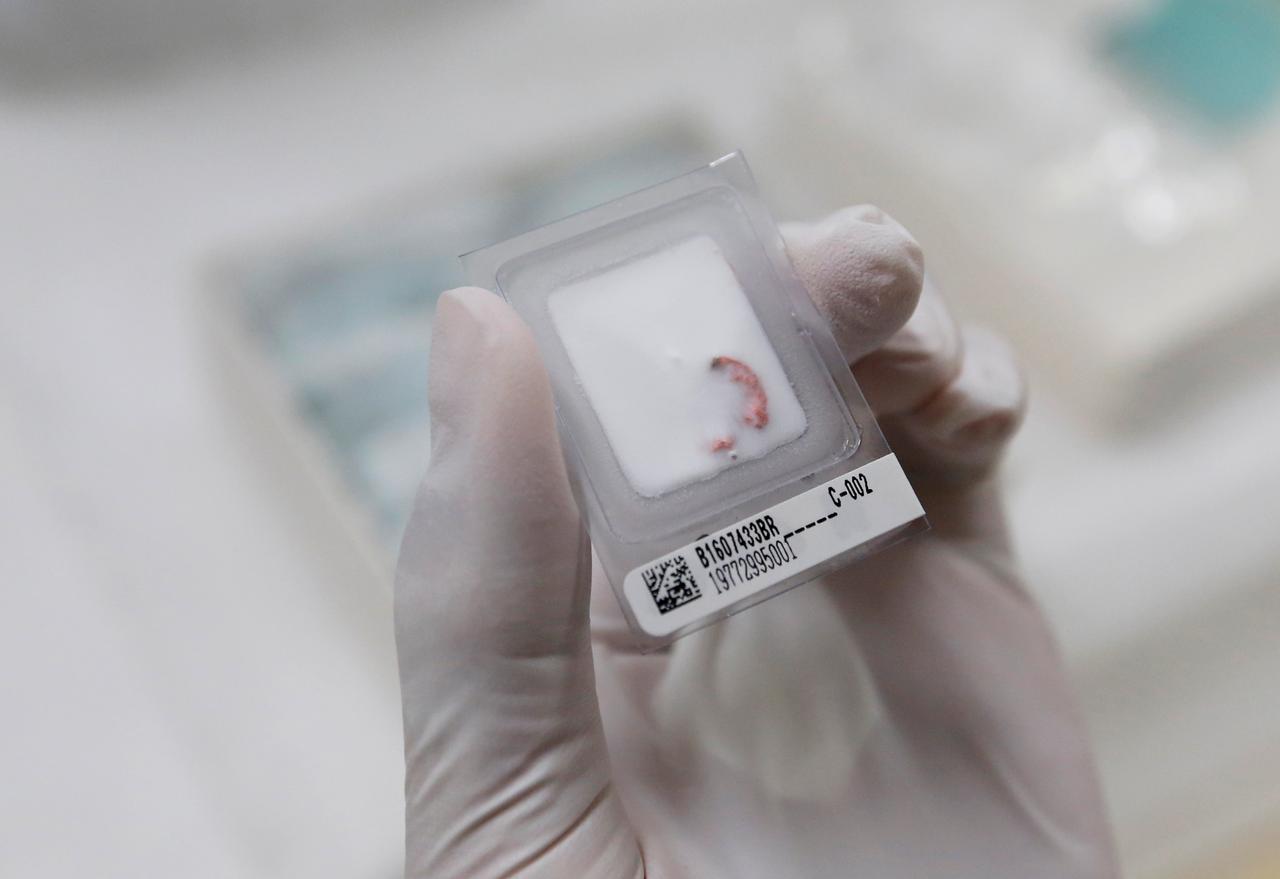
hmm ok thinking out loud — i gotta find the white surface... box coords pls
[551,236,806,496]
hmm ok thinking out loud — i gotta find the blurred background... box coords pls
[2,0,1279,875]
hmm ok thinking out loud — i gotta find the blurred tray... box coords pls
[206,121,711,582]
[767,1,1280,427]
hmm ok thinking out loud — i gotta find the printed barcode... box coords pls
[640,555,700,614]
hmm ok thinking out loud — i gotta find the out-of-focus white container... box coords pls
[767,0,1280,427]
[0,0,427,88]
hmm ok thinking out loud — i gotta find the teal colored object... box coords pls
[1106,0,1280,128]
[225,133,707,550]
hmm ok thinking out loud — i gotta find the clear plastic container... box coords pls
[464,152,926,644]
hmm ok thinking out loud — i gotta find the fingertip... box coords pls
[432,286,526,360]
[428,287,542,447]
[893,325,1028,481]
[784,205,925,362]
[854,277,963,416]
[944,327,1028,435]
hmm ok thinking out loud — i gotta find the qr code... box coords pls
[641,555,701,614]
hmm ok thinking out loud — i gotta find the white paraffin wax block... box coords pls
[549,236,807,497]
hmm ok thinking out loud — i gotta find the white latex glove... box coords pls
[395,206,1120,878]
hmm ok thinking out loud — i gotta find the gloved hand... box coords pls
[395,206,1120,878]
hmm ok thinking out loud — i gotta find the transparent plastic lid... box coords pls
[464,152,926,644]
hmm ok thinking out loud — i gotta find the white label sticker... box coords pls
[622,453,924,637]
